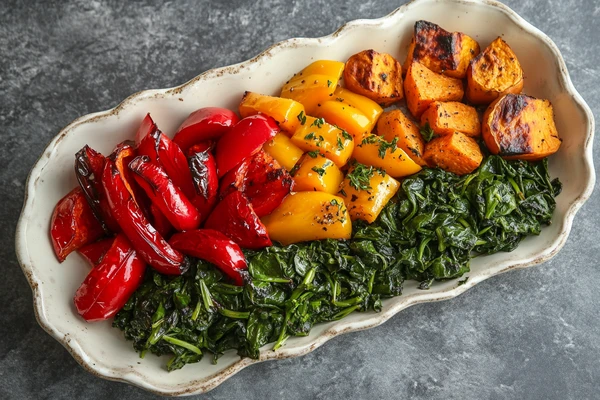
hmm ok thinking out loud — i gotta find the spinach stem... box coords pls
[162,335,202,355]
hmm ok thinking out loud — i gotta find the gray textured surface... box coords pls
[1,0,598,398]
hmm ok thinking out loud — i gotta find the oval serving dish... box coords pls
[15,0,595,395]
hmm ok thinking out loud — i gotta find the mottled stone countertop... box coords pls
[1,0,598,399]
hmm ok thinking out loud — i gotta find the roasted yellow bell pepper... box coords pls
[338,164,400,223]
[239,92,305,134]
[293,153,344,194]
[314,88,382,142]
[261,192,352,245]
[263,133,304,171]
[332,87,383,124]
[280,60,344,115]
[352,134,422,178]
[290,116,354,167]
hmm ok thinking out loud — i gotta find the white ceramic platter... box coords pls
[15,0,595,395]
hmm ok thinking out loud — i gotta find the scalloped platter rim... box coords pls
[15,0,595,396]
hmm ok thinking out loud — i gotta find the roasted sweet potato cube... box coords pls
[420,101,481,137]
[404,61,464,118]
[402,20,480,79]
[376,109,427,166]
[466,37,523,105]
[344,49,403,106]
[423,132,483,175]
[482,94,561,161]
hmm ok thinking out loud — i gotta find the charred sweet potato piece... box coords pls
[344,49,403,106]
[403,20,480,79]
[423,131,483,175]
[466,37,523,105]
[482,94,561,161]
[404,61,464,118]
[420,101,481,137]
[376,109,427,166]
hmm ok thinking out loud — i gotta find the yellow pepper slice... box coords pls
[332,87,383,125]
[338,165,400,223]
[261,192,352,245]
[263,133,304,171]
[353,134,422,178]
[314,101,371,143]
[290,116,354,167]
[293,153,344,194]
[239,92,305,134]
[280,60,344,115]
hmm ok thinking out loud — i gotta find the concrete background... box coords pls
[1,0,598,398]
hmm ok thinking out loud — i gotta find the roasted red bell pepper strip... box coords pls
[204,191,272,249]
[149,203,173,238]
[136,114,197,200]
[74,233,146,321]
[110,141,148,207]
[169,229,247,286]
[101,159,185,275]
[215,114,279,177]
[77,237,115,267]
[129,156,201,232]
[220,150,293,217]
[51,187,105,262]
[188,142,218,221]
[75,146,120,233]
[173,107,239,154]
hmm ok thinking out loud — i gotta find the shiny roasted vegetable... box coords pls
[338,164,400,223]
[466,37,523,105]
[403,20,480,79]
[281,60,344,115]
[290,116,354,167]
[261,192,351,245]
[263,132,304,171]
[482,94,561,161]
[51,187,105,262]
[353,134,422,178]
[423,131,483,175]
[239,92,305,134]
[292,153,344,194]
[404,61,464,118]
[343,49,403,106]
[420,101,481,137]
[315,87,383,142]
[376,109,427,166]
[220,150,293,217]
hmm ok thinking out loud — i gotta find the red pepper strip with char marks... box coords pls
[204,190,272,250]
[75,145,120,233]
[129,156,201,232]
[220,150,293,217]
[173,107,239,154]
[74,233,146,321]
[51,187,105,262]
[169,229,247,286]
[136,114,196,199]
[77,237,115,267]
[188,142,219,221]
[215,114,279,177]
[101,159,185,275]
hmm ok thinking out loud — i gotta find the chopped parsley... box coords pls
[311,166,326,176]
[304,132,316,140]
[347,163,377,191]
[377,136,399,159]
[336,137,344,151]
[327,79,333,87]
[420,122,435,142]
[341,130,353,141]
[297,111,307,125]
[311,117,325,128]
[306,150,319,158]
